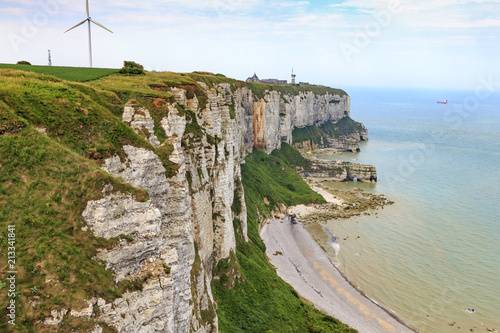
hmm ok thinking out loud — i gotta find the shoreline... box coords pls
[318,224,417,332]
[261,182,418,333]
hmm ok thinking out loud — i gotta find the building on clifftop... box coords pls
[246,73,287,84]
[246,73,260,82]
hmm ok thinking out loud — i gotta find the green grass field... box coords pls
[0,63,119,82]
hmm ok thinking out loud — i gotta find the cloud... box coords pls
[270,1,310,8]
[0,7,28,16]
[413,16,500,28]
[329,0,500,28]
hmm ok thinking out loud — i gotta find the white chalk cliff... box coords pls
[81,84,351,332]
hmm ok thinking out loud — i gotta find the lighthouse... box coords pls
[291,68,296,84]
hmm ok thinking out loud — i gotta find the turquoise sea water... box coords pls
[318,87,500,333]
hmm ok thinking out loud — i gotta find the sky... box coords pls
[1,0,500,89]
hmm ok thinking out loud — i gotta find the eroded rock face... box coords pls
[79,83,355,332]
[161,104,187,165]
[123,101,161,148]
[83,144,193,332]
[82,192,162,240]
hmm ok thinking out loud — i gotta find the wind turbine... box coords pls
[64,0,113,68]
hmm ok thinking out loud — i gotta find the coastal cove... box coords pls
[260,183,416,333]
[313,87,500,333]
[261,215,415,333]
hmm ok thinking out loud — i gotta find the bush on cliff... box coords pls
[119,61,145,75]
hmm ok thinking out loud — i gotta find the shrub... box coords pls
[119,61,145,75]
[17,60,31,65]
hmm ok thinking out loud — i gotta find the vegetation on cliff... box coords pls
[320,116,366,139]
[292,116,365,144]
[118,61,145,75]
[213,146,356,333]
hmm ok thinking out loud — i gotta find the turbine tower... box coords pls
[64,0,113,68]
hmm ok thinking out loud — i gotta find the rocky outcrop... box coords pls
[293,116,368,153]
[79,81,358,332]
[345,163,377,182]
[301,159,377,183]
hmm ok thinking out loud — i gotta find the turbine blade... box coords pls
[64,19,88,33]
[90,19,113,33]
[86,0,89,17]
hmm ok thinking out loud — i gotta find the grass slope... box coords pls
[0,69,164,166]
[0,64,118,82]
[213,146,356,333]
[0,123,149,333]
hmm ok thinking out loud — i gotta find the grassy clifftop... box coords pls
[0,63,346,100]
[247,82,347,99]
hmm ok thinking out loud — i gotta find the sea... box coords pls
[316,86,500,333]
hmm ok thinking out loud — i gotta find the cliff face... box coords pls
[245,90,350,153]
[78,82,351,332]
